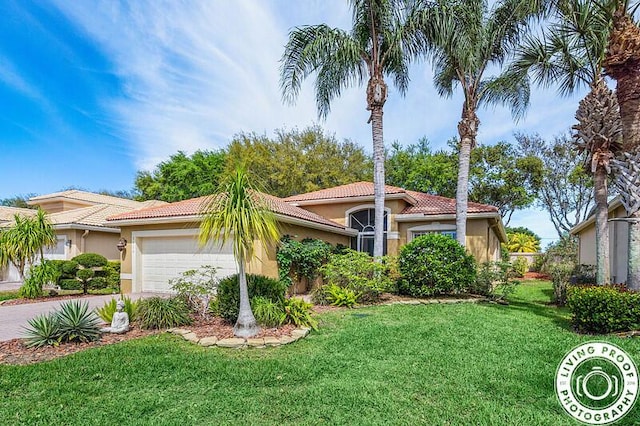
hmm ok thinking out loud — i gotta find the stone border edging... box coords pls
[167,327,311,349]
[383,297,487,306]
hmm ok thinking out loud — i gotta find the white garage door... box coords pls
[139,235,237,293]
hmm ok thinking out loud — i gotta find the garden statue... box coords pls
[100,300,129,334]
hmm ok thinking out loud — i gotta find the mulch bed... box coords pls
[524,272,551,280]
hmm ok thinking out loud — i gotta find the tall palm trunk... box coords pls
[233,255,259,338]
[594,166,610,284]
[455,107,479,247]
[368,75,388,258]
[603,6,640,290]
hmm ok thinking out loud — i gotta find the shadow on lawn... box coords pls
[483,297,573,332]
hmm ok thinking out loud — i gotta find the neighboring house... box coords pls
[570,197,629,284]
[107,182,507,294]
[0,206,36,281]
[0,190,165,282]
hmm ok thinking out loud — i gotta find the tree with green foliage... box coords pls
[0,194,35,208]
[135,150,227,202]
[280,0,416,257]
[505,226,540,241]
[385,139,458,197]
[386,139,543,223]
[0,209,56,279]
[227,126,373,197]
[506,233,541,253]
[413,0,540,246]
[516,133,593,238]
[199,167,280,338]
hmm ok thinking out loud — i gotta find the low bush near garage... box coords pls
[136,297,192,330]
[217,274,287,323]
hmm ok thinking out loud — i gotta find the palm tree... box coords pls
[0,210,56,279]
[280,0,414,257]
[511,0,621,285]
[602,0,640,289]
[413,0,538,247]
[506,232,541,253]
[199,166,280,338]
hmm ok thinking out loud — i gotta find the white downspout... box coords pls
[80,230,89,254]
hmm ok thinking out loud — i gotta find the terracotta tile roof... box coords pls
[107,192,348,230]
[48,205,133,228]
[284,182,407,202]
[401,191,498,215]
[29,190,166,209]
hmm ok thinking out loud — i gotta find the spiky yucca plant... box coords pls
[573,78,622,285]
[56,300,101,343]
[23,313,61,348]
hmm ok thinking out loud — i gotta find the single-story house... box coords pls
[0,190,165,282]
[570,197,629,283]
[107,182,507,294]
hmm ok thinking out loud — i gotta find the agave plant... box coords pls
[23,313,61,348]
[56,300,101,343]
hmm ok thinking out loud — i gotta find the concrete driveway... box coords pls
[0,293,158,342]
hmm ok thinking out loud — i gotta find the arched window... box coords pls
[349,208,387,256]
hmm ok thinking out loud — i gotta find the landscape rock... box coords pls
[216,338,246,348]
[247,338,265,347]
[263,337,281,347]
[168,328,192,335]
[198,336,218,347]
[182,332,200,343]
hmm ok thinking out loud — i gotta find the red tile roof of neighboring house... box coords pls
[284,181,498,216]
[107,192,348,229]
[284,182,407,202]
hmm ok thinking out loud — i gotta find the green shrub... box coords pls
[23,313,61,348]
[473,261,520,301]
[76,268,95,294]
[19,260,61,299]
[322,284,358,307]
[96,297,138,323]
[572,264,597,285]
[170,265,219,318]
[72,253,108,268]
[89,276,109,290]
[251,296,286,327]
[566,285,640,333]
[277,236,333,289]
[319,250,395,303]
[398,234,476,297]
[136,297,192,329]
[217,274,287,323]
[511,257,529,277]
[61,260,79,277]
[59,279,82,291]
[284,297,317,329]
[103,261,121,290]
[56,300,101,343]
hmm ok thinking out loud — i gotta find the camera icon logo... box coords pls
[556,342,638,425]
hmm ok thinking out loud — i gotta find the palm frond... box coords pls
[478,74,531,120]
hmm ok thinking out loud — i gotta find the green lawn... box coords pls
[1,281,638,425]
[0,291,19,302]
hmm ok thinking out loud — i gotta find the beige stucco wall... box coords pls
[575,203,629,283]
[53,229,120,261]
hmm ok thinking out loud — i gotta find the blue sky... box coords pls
[1,0,589,245]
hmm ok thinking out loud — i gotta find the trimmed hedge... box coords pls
[217,274,287,323]
[398,234,476,297]
[566,285,640,334]
[72,253,108,268]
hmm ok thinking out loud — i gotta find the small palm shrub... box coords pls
[23,300,101,347]
[136,297,192,330]
[217,274,287,323]
[23,313,61,348]
[56,300,102,343]
[398,234,476,297]
[284,297,317,329]
[251,296,286,327]
[96,297,138,323]
[322,284,359,308]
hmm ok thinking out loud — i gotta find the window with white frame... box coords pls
[349,208,388,256]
